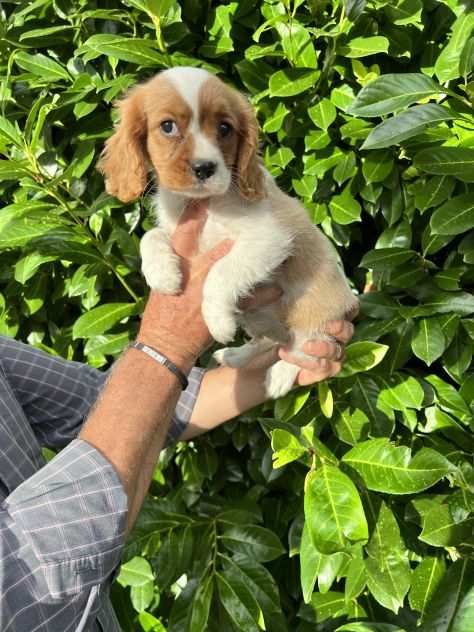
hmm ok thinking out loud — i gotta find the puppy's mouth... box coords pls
[171,172,231,198]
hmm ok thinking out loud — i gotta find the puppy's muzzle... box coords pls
[191,160,217,181]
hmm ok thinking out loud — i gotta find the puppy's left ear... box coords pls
[98,85,148,203]
[236,97,265,201]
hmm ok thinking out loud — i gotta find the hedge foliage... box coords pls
[1,0,474,630]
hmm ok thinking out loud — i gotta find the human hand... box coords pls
[278,319,356,386]
[138,201,233,371]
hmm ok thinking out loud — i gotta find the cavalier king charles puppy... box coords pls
[99,66,358,398]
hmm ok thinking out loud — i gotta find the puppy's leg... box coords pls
[140,228,182,294]
[202,234,293,344]
[265,331,328,399]
[213,338,276,368]
[265,361,300,399]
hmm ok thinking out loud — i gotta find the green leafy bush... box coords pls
[1,0,473,630]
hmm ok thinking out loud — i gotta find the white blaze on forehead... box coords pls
[161,66,222,162]
[161,66,211,115]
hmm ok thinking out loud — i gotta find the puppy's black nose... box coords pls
[191,160,217,181]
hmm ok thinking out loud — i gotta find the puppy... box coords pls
[99,67,358,398]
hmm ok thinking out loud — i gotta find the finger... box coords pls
[300,339,345,361]
[324,320,355,344]
[294,361,341,386]
[171,200,209,257]
[239,284,282,311]
[278,349,333,372]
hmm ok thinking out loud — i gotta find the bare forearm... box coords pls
[79,349,184,531]
[182,365,269,439]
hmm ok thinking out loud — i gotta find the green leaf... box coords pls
[15,51,70,81]
[460,36,474,79]
[419,559,474,632]
[345,556,367,602]
[409,292,474,317]
[271,429,306,468]
[306,591,349,622]
[333,152,357,185]
[304,464,368,554]
[72,303,136,339]
[342,438,452,494]
[414,148,474,182]
[337,623,405,632]
[431,194,474,235]
[362,150,394,183]
[329,186,362,224]
[139,612,167,632]
[0,159,31,180]
[79,34,167,67]
[338,342,389,377]
[118,556,154,587]
[188,575,214,631]
[308,99,337,130]
[263,102,289,133]
[340,36,389,58]
[300,522,321,602]
[220,525,285,562]
[378,374,425,410]
[414,175,456,213]
[216,571,262,632]
[409,556,446,620]
[224,554,283,625]
[365,556,411,614]
[384,0,423,26]
[434,13,474,83]
[361,104,456,150]
[274,386,311,422]
[411,318,446,366]
[0,117,23,148]
[349,73,442,117]
[360,248,415,270]
[269,68,320,97]
[14,252,56,284]
[131,580,155,612]
[331,403,370,446]
[318,381,334,418]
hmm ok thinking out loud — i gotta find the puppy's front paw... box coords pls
[142,253,183,294]
[265,361,300,399]
[203,303,236,344]
[142,257,182,294]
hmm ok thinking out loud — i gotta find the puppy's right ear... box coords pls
[98,87,148,203]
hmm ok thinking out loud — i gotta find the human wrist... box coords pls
[136,331,197,374]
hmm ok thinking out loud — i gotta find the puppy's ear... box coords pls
[98,87,148,203]
[236,97,265,201]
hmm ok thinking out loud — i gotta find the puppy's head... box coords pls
[98,67,265,203]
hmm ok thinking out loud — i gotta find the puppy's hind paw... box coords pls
[265,361,300,399]
[213,346,248,368]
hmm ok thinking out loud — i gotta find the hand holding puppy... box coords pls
[139,201,355,387]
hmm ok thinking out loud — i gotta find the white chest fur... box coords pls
[154,187,281,256]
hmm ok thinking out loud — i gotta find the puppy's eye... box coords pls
[218,122,233,138]
[160,120,178,136]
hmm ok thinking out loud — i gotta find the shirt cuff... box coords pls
[5,439,128,598]
[165,367,206,445]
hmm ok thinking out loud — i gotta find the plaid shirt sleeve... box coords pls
[3,438,128,600]
[0,336,206,447]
